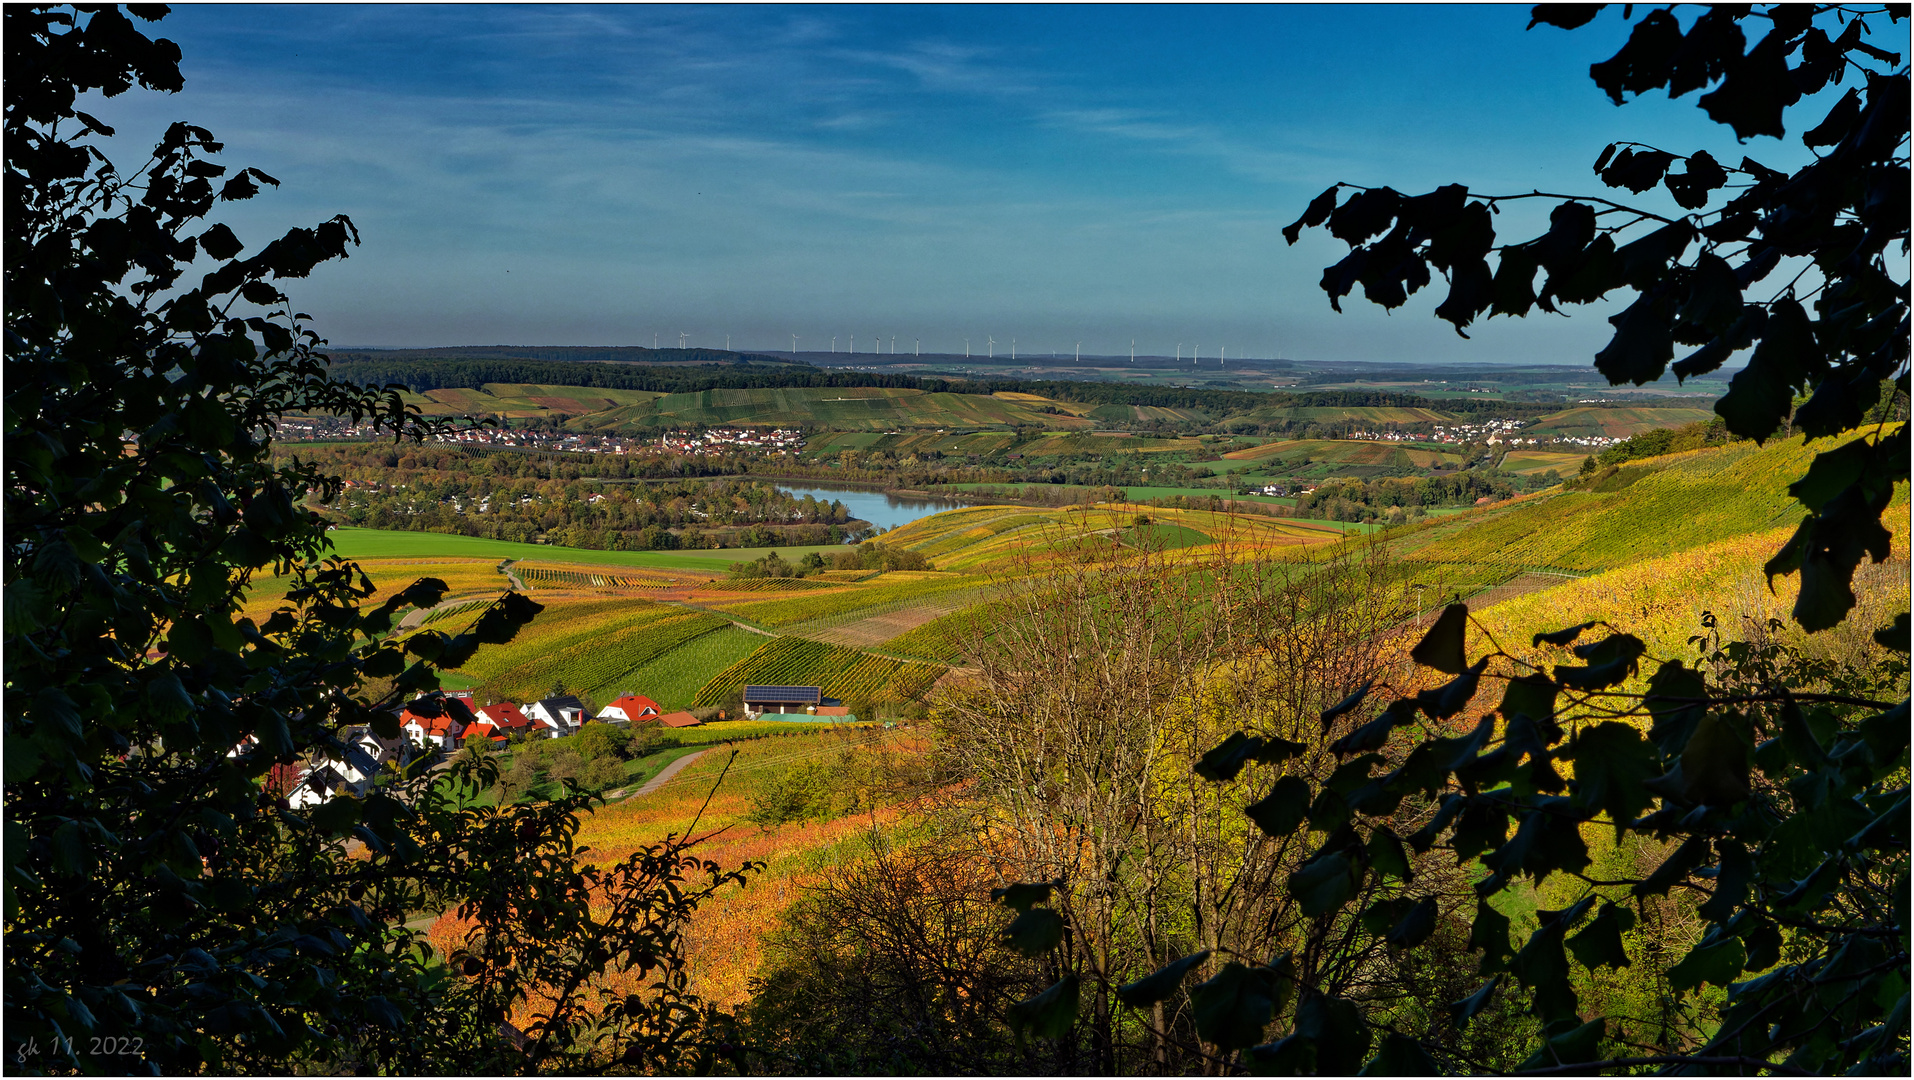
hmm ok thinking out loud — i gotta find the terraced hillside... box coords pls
[1383,432,1898,579]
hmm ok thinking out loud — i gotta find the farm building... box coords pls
[743,685,822,719]
[654,711,702,728]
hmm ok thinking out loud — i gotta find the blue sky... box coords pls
[83,4,1846,363]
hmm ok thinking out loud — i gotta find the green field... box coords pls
[325,527,847,568]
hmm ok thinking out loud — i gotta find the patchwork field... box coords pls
[1223,438,1467,470]
[322,526,846,570]
[405,382,665,418]
[1525,405,1718,437]
[570,386,1096,433]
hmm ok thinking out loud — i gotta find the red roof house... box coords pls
[475,702,532,732]
[597,695,664,724]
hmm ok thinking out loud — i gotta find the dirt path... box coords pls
[633,749,709,796]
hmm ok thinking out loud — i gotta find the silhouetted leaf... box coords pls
[1195,731,1264,782]
[1386,897,1439,948]
[1320,679,1375,725]
[1368,826,1412,881]
[1450,975,1501,1026]
[1008,973,1079,1041]
[1589,9,1682,105]
[1667,935,1745,993]
[1565,722,1658,836]
[1358,1033,1439,1076]
[1295,993,1370,1075]
[1410,603,1469,674]
[1417,658,1488,720]
[1002,908,1064,956]
[1287,850,1359,918]
[1531,620,1597,648]
[1528,4,1604,31]
[1116,950,1211,1008]
[1566,902,1634,969]
[1191,962,1278,1049]
[1283,185,1341,245]
[1246,776,1313,838]
[990,881,1054,912]
[1634,834,1710,897]
[1515,1018,1607,1072]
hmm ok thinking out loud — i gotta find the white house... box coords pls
[524,695,587,737]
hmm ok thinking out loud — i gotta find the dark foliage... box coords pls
[1286,3,1910,634]
[4,7,751,1073]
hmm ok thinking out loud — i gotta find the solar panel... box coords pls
[743,685,822,704]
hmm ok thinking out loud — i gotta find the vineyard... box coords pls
[706,574,985,630]
[692,636,946,708]
[238,558,509,626]
[478,610,731,705]
[417,597,492,626]
[1386,434,1851,576]
[614,626,767,710]
[692,577,845,593]
[514,565,674,589]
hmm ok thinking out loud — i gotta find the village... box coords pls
[276,683,854,809]
[1339,417,1623,449]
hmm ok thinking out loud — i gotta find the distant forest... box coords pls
[327,355,1603,418]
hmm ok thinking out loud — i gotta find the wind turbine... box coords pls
[1011,338,1016,360]
[851,334,856,353]
[1075,341,1080,363]
[831,335,837,353]
[1131,339,1135,363]
[890,335,895,354]
[1176,343,1182,362]
[987,336,995,359]
[964,338,970,358]
[725,334,730,351]
[791,332,799,352]
[679,331,689,349]
[915,338,920,356]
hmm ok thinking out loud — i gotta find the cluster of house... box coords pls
[656,428,804,455]
[268,684,860,808]
[277,691,707,808]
